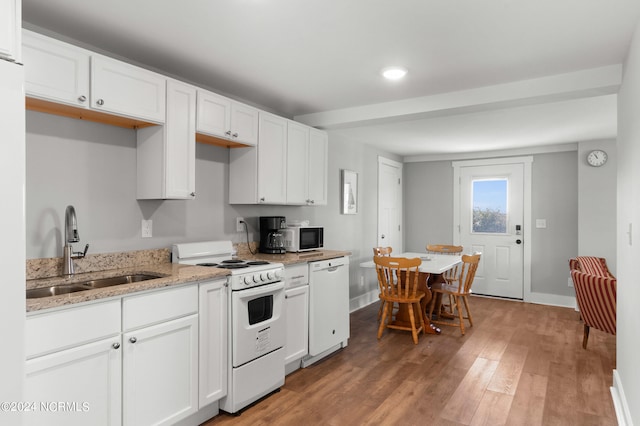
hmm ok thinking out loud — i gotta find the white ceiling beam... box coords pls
[294,65,622,130]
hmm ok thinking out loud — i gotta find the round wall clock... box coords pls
[587,149,608,167]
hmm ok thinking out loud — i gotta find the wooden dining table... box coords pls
[360,252,462,334]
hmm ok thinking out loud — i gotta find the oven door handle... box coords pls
[236,280,285,299]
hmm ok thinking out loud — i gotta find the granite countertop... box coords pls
[26,248,351,313]
[26,263,227,313]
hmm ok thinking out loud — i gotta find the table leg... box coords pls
[419,272,441,335]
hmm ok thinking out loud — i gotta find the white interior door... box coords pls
[454,158,531,299]
[377,157,403,251]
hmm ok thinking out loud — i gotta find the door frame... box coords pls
[452,156,533,302]
[377,156,403,251]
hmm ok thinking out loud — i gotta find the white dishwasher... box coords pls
[303,256,350,367]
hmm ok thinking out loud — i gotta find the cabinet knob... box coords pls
[96,99,105,106]
[225,130,232,136]
[112,342,120,349]
[260,197,265,203]
[309,200,315,204]
[129,337,137,344]
[190,192,195,197]
[232,133,238,138]
[78,95,87,103]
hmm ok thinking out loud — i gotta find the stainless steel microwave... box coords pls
[282,226,324,252]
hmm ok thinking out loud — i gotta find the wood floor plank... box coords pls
[469,390,514,426]
[504,372,548,426]
[440,357,499,424]
[203,296,616,426]
[486,343,528,395]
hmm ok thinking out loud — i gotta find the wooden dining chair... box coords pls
[373,247,394,320]
[427,253,481,335]
[426,244,463,315]
[374,256,426,344]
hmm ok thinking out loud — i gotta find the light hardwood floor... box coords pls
[203,296,617,425]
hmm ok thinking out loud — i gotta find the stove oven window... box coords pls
[248,295,274,325]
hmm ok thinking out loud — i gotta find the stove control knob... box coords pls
[244,276,252,285]
[267,271,274,280]
[260,273,268,281]
[253,274,260,283]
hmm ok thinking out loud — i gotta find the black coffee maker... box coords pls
[259,216,287,254]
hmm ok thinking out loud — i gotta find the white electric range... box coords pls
[172,241,285,414]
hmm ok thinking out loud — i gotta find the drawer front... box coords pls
[123,285,198,331]
[26,300,121,358]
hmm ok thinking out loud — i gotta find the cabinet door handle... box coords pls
[232,132,238,138]
[96,99,105,106]
[225,130,232,136]
[112,342,120,349]
[129,337,137,344]
[78,95,87,103]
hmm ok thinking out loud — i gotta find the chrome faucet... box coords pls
[63,205,89,275]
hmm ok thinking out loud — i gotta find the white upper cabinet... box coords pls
[229,112,287,204]
[137,79,196,200]
[0,0,20,62]
[23,30,90,107]
[287,123,328,206]
[286,121,310,205]
[23,30,166,125]
[257,112,288,203]
[197,90,259,146]
[91,55,166,124]
[307,128,328,205]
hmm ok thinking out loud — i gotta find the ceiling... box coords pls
[21,1,640,158]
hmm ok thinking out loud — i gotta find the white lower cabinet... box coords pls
[24,283,223,426]
[122,285,199,426]
[198,279,227,408]
[284,263,309,371]
[25,300,122,426]
[122,314,198,426]
[284,285,309,364]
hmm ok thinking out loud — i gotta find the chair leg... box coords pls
[408,303,419,344]
[378,300,391,339]
[455,296,465,335]
[582,324,590,349]
[377,299,384,321]
[415,301,426,335]
[462,295,473,327]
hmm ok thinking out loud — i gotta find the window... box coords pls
[472,179,507,233]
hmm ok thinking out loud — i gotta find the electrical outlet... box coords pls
[236,217,245,232]
[568,277,573,287]
[141,220,152,238]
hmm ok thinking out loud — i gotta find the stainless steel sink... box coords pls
[80,274,161,289]
[27,274,162,299]
[26,284,89,298]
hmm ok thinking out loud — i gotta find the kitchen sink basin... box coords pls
[79,274,162,289]
[26,284,89,298]
[26,274,162,299]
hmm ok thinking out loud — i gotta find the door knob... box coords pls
[381,234,385,239]
[516,239,522,244]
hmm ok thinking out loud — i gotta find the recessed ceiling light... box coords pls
[381,67,407,80]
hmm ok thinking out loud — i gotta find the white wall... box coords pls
[578,139,617,273]
[615,18,640,426]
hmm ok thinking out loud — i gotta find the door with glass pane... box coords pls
[457,163,524,299]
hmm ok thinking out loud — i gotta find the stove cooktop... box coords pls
[196,259,271,270]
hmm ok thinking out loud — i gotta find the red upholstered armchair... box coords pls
[569,257,617,349]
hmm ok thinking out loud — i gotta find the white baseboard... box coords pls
[611,369,634,426]
[526,291,577,309]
